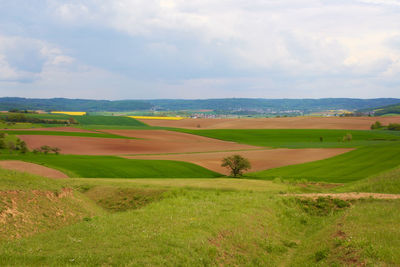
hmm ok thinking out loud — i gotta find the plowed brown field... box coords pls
[6,127,96,133]
[138,116,400,130]
[0,160,68,179]
[124,148,352,175]
[18,130,260,155]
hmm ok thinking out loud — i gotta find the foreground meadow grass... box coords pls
[1,166,400,266]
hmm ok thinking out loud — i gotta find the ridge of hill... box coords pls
[1,97,400,113]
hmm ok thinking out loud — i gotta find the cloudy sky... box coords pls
[0,0,399,99]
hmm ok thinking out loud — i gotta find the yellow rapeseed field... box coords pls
[51,111,86,116]
[128,116,184,120]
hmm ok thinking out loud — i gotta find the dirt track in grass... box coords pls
[138,116,400,130]
[18,130,260,155]
[124,148,352,175]
[0,160,68,179]
[288,192,400,200]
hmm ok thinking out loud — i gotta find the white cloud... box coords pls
[48,1,400,77]
[0,34,81,84]
[1,0,400,98]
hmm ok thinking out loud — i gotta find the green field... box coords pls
[249,143,400,183]
[73,115,147,127]
[0,130,133,139]
[176,129,400,148]
[0,154,222,178]
[0,122,42,129]
[0,167,400,266]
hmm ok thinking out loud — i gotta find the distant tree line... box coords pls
[1,113,78,125]
[8,109,38,114]
[371,121,400,131]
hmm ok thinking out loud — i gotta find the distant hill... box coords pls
[148,98,400,113]
[360,103,400,116]
[0,98,152,112]
[1,97,400,113]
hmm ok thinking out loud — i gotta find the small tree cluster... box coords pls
[33,145,61,155]
[0,134,28,154]
[370,121,383,130]
[221,154,251,177]
[0,133,5,149]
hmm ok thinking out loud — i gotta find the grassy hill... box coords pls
[359,103,400,116]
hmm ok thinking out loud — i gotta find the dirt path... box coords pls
[288,192,400,200]
[139,116,400,130]
[124,148,352,175]
[0,160,68,179]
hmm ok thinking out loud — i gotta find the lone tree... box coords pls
[221,154,251,177]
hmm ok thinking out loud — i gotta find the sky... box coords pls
[0,0,399,100]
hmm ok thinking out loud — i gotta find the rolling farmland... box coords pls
[1,112,400,266]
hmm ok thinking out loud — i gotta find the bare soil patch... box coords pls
[6,126,96,133]
[0,160,68,179]
[124,148,352,175]
[18,130,259,155]
[289,192,400,200]
[139,116,400,130]
[0,188,91,240]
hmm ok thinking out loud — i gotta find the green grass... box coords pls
[22,113,72,120]
[249,143,400,183]
[0,122,41,129]
[175,129,400,148]
[291,199,400,266]
[0,130,133,139]
[73,115,147,127]
[0,154,222,178]
[341,167,400,194]
[1,167,400,265]
[0,186,342,266]
[79,125,158,130]
[65,177,293,193]
[0,167,62,191]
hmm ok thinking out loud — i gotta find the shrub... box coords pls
[40,145,52,154]
[0,139,5,149]
[7,141,16,152]
[19,141,28,154]
[342,133,352,142]
[34,146,61,155]
[51,147,61,155]
[388,123,400,131]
